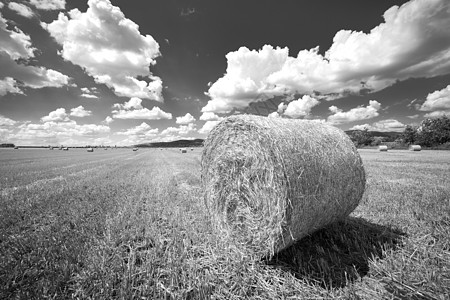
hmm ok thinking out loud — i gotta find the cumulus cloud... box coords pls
[0,115,16,126]
[176,113,196,124]
[327,100,381,125]
[30,0,65,10]
[0,13,70,94]
[0,13,35,60]
[0,77,23,96]
[424,110,450,118]
[350,119,406,132]
[104,116,113,124]
[115,122,159,145]
[198,120,220,135]
[112,97,172,120]
[161,123,196,136]
[199,112,224,121]
[13,120,110,144]
[268,111,280,118]
[419,84,450,112]
[41,108,69,122]
[70,105,92,117]
[43,0,163,100]
[202,0,450,113]
[283,95,319,118]
[8,2,34,18]
[80,87,99,99]
[116,122,158,136]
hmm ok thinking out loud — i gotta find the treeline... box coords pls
[348,115,450,148]
[0,143,15,148]
[136,139,204,148]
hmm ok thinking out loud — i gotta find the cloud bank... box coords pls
[202,0,450,113]
[43,0,163,101]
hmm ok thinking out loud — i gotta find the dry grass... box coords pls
[0,148,449,299]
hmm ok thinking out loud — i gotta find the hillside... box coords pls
[345,130,401,141]
[135,138,204,148]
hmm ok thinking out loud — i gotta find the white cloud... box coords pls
[0,13,35,60]
[350,119,406,132]
[80,87,98,98]
[268,111,280,118]
[419,84,450,112]
[283,95,319,118]
[113,97,143,110]
[112,97,172,120]
[176,113,196,124]
[198,120,220,135]
[0,115,16,126]
[14,120,110,141]
[81,93,98,99]
[43,0,163,100]
[112,106,172,120]
[30,0,65,10]
[349,124,370,131]
[161,123,196,136]
[423,110,450,118]
[0,77,23,96]
[8,2,34,18]
[202,0,450,113]
[116,122,158,136]
[70,105,92,117]
[199,112,224,121]
[0,14,71,94]
[41,108,69,122]
[104,116,113,124]
[328,100,381,125]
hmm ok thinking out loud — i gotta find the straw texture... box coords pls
[202,115,366,257]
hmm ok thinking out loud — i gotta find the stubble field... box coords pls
[0,148,449,299]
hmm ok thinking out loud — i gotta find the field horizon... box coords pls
[1,148,449,299]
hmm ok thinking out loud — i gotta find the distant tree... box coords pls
[371,136,387,146]
[349,129,373,147]
[415,115,450,147]
[0,143,15,148]
[401,125,418,144]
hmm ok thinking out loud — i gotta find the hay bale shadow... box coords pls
[266,217,406,288]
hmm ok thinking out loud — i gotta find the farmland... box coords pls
[0,148,449,299]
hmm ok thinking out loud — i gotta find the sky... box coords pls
[0,0,450,146]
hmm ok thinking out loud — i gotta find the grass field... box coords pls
[0,148,449,299]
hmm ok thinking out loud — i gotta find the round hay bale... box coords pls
[181,148,187,153]
[409,145,421,151]
[202,115,366,257]
[87,147,94,152]
[378,145,388,151]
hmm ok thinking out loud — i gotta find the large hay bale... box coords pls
[378,145,388,151]
[409,145,421,151]
[202,115,366,257]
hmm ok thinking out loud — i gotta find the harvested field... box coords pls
[0,148,449,299]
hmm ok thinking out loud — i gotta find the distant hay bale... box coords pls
[181,148,187,153]
[202,115,366,257]
[409,145,421,151]
[191,148,194,151]
[133,147,138,151]
[87,148,94,152]
[378,145,388,151]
